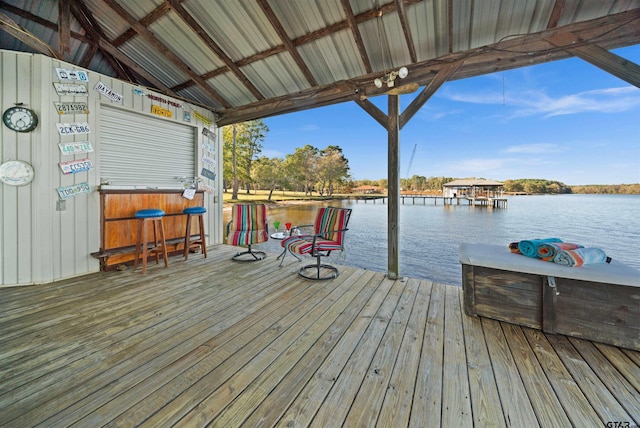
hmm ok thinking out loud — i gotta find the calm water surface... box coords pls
[225,194,640,286]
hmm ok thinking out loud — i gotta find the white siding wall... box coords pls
[0,50,222,287]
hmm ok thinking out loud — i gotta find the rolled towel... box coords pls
[518,238,563,258]
[553,247,610,267]
[536,242,584,261]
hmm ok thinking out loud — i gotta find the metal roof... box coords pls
[1,0,639,125]
[444,179,504,187]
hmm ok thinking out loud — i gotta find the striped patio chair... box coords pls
[226,203,269,261]
[281,206,352,280]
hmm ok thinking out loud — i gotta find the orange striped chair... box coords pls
[281,206,352,280]
[226,203,269,261]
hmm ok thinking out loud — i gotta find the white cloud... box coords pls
[503,143,566,154]
[441,85,640,118]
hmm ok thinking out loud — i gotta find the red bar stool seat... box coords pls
[133,209,168,273]
[183,206,207,260]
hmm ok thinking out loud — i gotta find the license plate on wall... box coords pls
[59,158,94,174]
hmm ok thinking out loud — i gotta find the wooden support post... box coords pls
[388,94,400,279]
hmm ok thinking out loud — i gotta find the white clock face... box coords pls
[0,160,35,186]
[3,107,38,132]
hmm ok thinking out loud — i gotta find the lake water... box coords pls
[224,194,640,286]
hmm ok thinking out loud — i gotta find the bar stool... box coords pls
[133,209,168,273]
[183,206,207,260]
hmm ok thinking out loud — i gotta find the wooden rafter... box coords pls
[58,0,70,60]
[71,0,135,83]
[257,0,318,87]
[394,0,417,63]
[101,0,231,108]
[547,0,565,29]
[341,0,372,74]
[168,0,265,101]
[0,10,61,59]
[111,2,172,47]
[546,32,640,88]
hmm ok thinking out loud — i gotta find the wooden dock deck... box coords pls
[1,245,638,427]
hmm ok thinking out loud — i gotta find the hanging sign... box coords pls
[200,168,216,181]
[53,82,88,96]
[183,111,191,122]
[57,182,91,199]
[54,101,89,115]
[55,68,89,81]
[151,105,173,118]
[147,93,182,108]
[193,111,211,126]
[202,127,216,140]
[56,122,91,135]
[58,141,93,155]
[59,158,93,175]
[202,155,216,167]
[201,183,214,193]
[94,81,123,103]
[202,141,216,153]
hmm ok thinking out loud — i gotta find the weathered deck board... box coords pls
[0,244,638,427]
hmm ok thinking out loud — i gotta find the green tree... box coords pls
[316,145,350,196]
[252,156,285,201]
[285,145,319,195]
[222,119,268,197]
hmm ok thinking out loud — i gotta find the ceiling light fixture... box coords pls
[374,66,409,88]
[373,5,408,89]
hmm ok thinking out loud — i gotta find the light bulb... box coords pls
[398,66,408,79]
[374,78,383,88]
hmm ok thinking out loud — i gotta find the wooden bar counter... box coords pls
[95,189,205,270]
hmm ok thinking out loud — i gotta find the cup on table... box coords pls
[273,220,280,232]
[285,222,292,233]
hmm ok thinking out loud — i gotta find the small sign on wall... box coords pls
[54,102,89,115]
[58,141,94,155]
[53,82,88,96]
[59,158,93,174]
[56,122,91,135]
[94,81,123,103]
[193,111,211,126]
[55,68,89,81]
[151,105,173,118]
[201,168,216,181]
[57,182,91,199]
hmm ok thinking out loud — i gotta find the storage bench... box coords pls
[460,243,640,350]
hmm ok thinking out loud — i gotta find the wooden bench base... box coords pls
[460,244,640,351]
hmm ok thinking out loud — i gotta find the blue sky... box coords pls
[261,45,640,185]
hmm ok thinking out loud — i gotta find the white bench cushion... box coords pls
[460,243,640,287]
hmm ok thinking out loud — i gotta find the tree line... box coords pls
[222,121,638,197]
[222,120,351,200]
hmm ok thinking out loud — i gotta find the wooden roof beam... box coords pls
[546,32,640,88]
[111,2,172,47]
[341,0,373,73]
[71,0,136,83]
[168,0,265,101]
[58,0,71,60]
[395,0,417,63]
[257,0,318,87]
[101,0,231,108]
[0,10,62,59]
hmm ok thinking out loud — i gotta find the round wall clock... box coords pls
[2,106,38,132]
[0,160,35,186]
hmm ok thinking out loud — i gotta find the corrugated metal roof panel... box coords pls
[184,0,278,62]
[241,52,309,98]
[119,38,186,88]
[299,30,366,84]
[149,14,222,75]
[408,1,448,61]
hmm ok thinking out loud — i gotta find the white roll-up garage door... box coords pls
[100,105,196,187]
